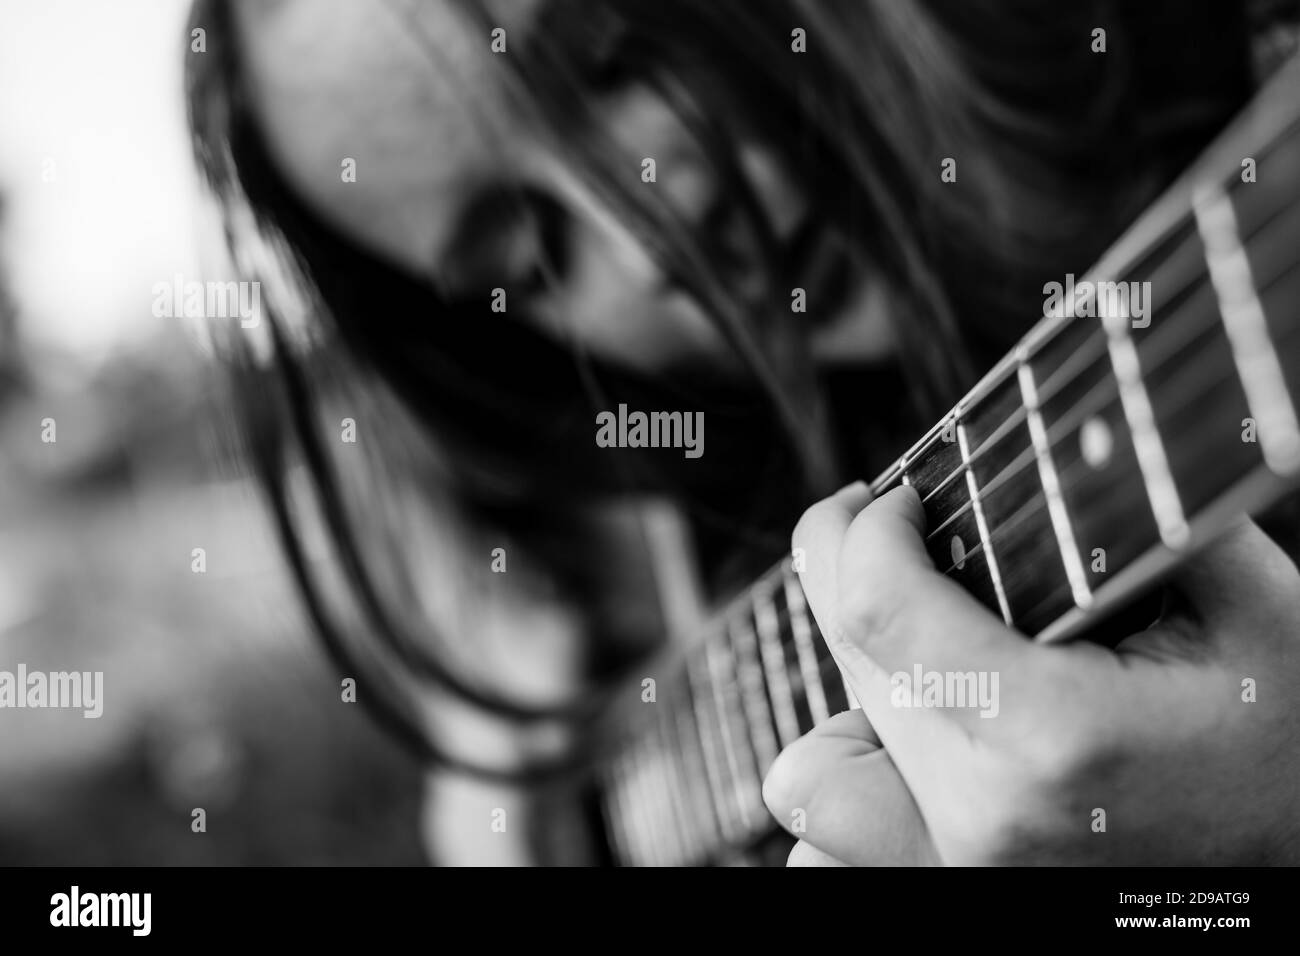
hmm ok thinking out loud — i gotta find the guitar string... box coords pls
[929,115,1300,492]
[933,291,1290,579]
[926,253,1295,564]
[630,271,1297,855]
[927,246,1299,567]
[614,614,853,863]
[979,147,1299,426]
[659,156,1300,664]
[612,218,1299,822]
[608,139,1300,847]
[618,267,1289,837]
[915,197,1300,548]
[692,191,1297,633]
[618,215,1300,831]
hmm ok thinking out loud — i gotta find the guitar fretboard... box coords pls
[601,56,1300,866]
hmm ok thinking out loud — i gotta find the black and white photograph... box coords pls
[0,0,1298,925]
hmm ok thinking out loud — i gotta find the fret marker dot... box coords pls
[950,534,966,570]
[1080,416,1113,469]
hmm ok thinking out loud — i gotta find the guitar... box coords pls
[595,53,1300,865]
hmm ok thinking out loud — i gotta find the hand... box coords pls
[762,483,1300,865]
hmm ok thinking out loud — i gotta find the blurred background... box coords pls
[4,0,1299,869]
[0,0,423,864]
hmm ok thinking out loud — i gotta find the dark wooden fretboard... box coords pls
[601,55,1300,866]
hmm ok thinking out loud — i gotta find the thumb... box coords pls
[832,486,1037,684]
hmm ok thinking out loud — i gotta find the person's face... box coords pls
[233,0,891,371]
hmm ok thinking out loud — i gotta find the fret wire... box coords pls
[642,727,684,866]
[703,631,760,830]
[919,242,1256,565]
[782,569,832,723]
[753,589,803,747]
[729,612,782,774]
[935,478,1078,621]
[656,704,699,863]
[707,561,789,635]
[1038,365,1121,456]
[1017,357,1093,608]
[652,749,682,867]
[1033,228,1199,404]
[958,465,1076,571]
[891,461,912,682]
[673,710,711,861]
[1103,314,1190,548]
[904,284,1183,510]
[960,407,1030,485]
[616,754,647,868]
[650,707,691,863]
[916,421,969,505]
[616,759,642,868]
[622,759,651,867]
[631,748,665,867]
[648,749,677,867]
[895,256,1285,610]
[910,155,1294,528]
[805,648,864,721]
[602,761,634,866]
[840,667,860,710]
[605,114,1300,861]
[687,661,741,844]
[942,308,1280,580]
[1039,264,1299,459]
[609,270,1295,864]
[922,444,1038,550]
[612,148,1299,798]
[657,739,692,865]
[1029,156,1287,410]
[675,699,721,861]
[1194,184,1300,476]
[921,458,1013,544]
[636,737,668,866]
[957,420,1013,625]
[902,206,1295,531]
[963,446,1037,520]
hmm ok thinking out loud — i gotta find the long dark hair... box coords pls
[185,0,1253,780]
